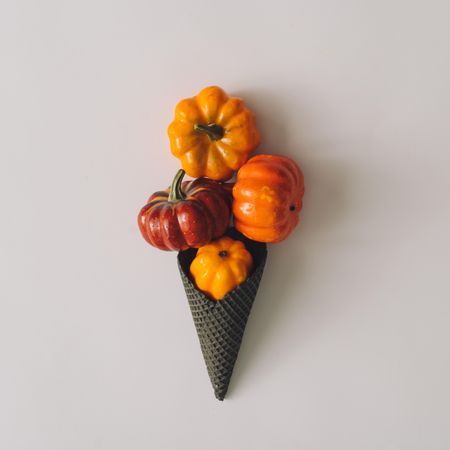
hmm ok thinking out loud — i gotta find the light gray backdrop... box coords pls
[1,0,449,449]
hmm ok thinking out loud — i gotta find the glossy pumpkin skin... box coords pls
[190,237,253,300]
[138,170,231,251]
[232,154,305,243]
[168,86,260,181]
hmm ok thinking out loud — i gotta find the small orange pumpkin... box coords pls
[168,86,260,181]
[232,154,305,243]
[190,236,253,300]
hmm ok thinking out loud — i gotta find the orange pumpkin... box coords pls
[232,154,305,243]
[190,236,253,300]
[168,86,260,181]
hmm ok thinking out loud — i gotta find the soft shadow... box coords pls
[225,88,349,399]
[233,87,300,158]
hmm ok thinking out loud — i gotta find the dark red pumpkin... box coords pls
[138,169,231,251]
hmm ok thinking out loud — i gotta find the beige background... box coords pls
[1,0,450,449]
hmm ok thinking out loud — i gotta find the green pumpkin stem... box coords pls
[194,123,224,141]
[168,169,186,202]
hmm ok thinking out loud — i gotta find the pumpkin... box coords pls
[138,169,231,251]
[190,236,253,300]
[232,154,305,243]
[168,86,260,181]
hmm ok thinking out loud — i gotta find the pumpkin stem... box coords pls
[168,169,186,202]
[194,123,224,141]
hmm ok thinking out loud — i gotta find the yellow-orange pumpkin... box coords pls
[190,237,253,300]
[168,86,260,181]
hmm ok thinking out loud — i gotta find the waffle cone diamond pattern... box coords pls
[177,231,267,400]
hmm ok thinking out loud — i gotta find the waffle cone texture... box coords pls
[177,229,267,400]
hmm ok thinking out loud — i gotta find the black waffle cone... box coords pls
[177,229,268,401]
